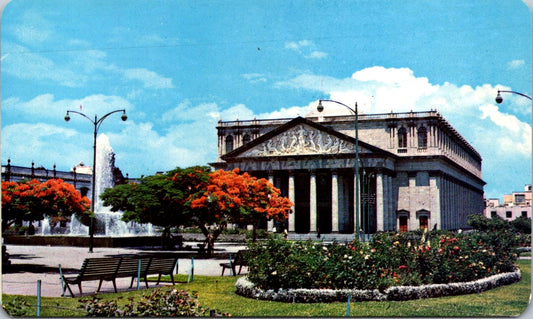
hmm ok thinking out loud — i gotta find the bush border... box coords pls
[235,268,521,303]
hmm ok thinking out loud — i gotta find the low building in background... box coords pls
[485,184,531,221]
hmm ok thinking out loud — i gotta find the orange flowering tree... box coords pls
[187,168,293,255]
[1,179,91,233]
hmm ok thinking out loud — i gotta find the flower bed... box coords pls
[235,268,521,303]
[244,231,520,293]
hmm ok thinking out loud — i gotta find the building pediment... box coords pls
[222,117,392,160]
[239,123,358,157]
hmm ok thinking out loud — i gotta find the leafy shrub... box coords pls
[79,288,230,317]
[245,230,520,292]
[510,216,532,234]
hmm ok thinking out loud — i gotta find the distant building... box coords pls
[485,184,531,221]
[1,159,92,197]
[213,109,485,239]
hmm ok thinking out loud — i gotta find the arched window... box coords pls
[225,135,234,153]
[398,127,407,148]
[418,126,428,149]
[242,134,251,145]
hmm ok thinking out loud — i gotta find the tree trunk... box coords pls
[252,223,258,242]
[198,224,223,257]
[161,226,172,249]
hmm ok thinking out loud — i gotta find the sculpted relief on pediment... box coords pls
[240,124,355,157]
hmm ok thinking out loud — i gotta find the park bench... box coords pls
[137,255,180,288]
[220,250,248,276]
[59,257,122,297]
[59,254,179,297]
[115,256,152,289]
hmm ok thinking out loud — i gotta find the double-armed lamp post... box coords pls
[64,109,127,253]
[316,99,361,241]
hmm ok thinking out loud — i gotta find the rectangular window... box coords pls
[506,211,512,218]
[522,211,528,218]
[399,216,408,233]
[419,216,428,231]
[491,211,497,218]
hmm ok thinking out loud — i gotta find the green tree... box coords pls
[100,166,211,248]
[467,214,510,232]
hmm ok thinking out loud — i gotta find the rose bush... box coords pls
[245,229,520,292]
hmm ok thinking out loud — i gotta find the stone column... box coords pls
[430,175,440,230]
[331,171,339,233]
[288,172,295,232]
[310,171,317,233]
[267,173,275,232]
[376,172,384,231]
[383,174,391,231]
[387,175,394,231]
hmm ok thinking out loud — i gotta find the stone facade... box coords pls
[213,110,485,238]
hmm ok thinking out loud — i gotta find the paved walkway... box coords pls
[2,243,247,298]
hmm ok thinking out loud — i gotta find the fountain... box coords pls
[68,134,154,236]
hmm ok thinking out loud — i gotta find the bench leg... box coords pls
[78,283,83,296]
[112,280,117,293]
[238,265,243,275]
[170,272,175,285]
[221,267,225,276]
[63,282,75,298]
[97,280,103,293]
[157,274,162,285]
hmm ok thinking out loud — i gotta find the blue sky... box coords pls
[1,0,531,201]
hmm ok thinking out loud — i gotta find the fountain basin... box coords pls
[3,235,164,248]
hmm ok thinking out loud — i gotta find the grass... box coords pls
[2,259,531,317]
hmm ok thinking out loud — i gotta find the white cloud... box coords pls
[9,9,53,45]
[285,40,327,59]
[507,59,525,69]
[242,73,267,83]
[276,66,532,176]
[285,40,312,51]
[123,68,174,89]
[307,51,328,59]
[2,42,88,87]
[1,122,91,170]
[2,94,134,121]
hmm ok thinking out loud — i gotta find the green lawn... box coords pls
[2,259,531,317]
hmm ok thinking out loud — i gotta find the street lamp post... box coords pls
[64,109,127,252]
[316,99,361,241]
[495,90,532,104]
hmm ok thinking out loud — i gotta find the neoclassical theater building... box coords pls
[212,107,485,238]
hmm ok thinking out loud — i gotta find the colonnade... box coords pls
[263,169,383,235]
